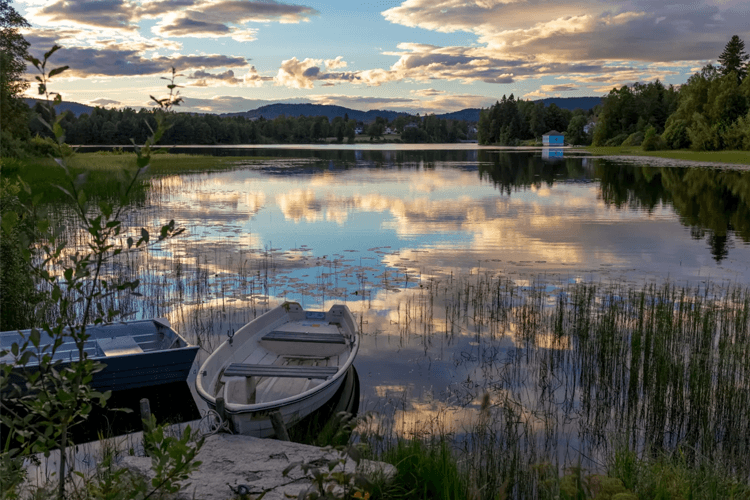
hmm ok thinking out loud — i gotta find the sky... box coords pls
[15,0,750,114]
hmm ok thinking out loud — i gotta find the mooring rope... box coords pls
[198,408,232,436]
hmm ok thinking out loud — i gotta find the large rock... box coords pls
[119,433,396,500]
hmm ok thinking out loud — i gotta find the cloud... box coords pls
[29,0,139,31]
[523,90,548,99]
[24,41,249,77]
[151,0,318,40]
[22,27,183,54]
[152,12,258,40]
[186,67,273,87]
[188,69,242,85]
[274,57,363,88]
[382,0,750,64]
[325,56,347,70]
[243,66,273,87]
[89,98,121,106]
[411,88,445,97]
[539,84,578,92]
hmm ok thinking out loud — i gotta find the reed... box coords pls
[14,164,750,498]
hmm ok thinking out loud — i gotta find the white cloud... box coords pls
[325,56,347,70]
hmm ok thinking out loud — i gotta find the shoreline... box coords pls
[574,147,750,169]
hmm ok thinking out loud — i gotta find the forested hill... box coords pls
[24,98,95,117]
[221,103,411,122]
[222,98,601,122]
[536,97,602,111]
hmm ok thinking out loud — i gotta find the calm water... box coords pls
[67,146,750,468]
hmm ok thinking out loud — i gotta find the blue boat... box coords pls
[0,319,199,392]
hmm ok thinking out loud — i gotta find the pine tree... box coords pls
[718,35,748,83]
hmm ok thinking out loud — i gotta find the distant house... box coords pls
[354,124,364,135]
[543,130,564,146]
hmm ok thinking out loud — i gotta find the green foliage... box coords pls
[478,94,572,145]
[592,80,679,147]
[0,50,193,500]
[374,438,468,499]
[620,131,644,147]
[607,447,750,500]
[604,133,629,147]
[566,115,591,146]
[283,442,373,499]
[0,0,31,151]
[641,126,665,151]
[718,34,749,82]
[0,173,42,331]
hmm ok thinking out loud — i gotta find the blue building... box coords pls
[543,130,564,146]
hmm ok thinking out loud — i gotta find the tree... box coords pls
[718,35,748,83]
[0,0,31,154]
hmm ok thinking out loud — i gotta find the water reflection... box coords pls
[46,148,750,475]
[541,148,564,160]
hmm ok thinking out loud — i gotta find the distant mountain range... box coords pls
[221,97,602,122]
[24,96,602,122]
[24,98,96,117]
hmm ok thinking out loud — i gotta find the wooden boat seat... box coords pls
[261,331,346,344]
[224,363,339,379]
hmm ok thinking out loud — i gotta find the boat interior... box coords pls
[0,319,184,365]
[218,316,352,406]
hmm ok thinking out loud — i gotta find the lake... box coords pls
[63,146,750,475]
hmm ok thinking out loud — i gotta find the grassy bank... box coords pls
[581,146,750,165]
[0,152,272,203]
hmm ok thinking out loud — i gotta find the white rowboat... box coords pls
[195,302,360,437]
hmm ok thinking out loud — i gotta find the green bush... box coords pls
[604,133,629,147]
[642,126,665,151]
[662,118,691,149]
[621,131,644,147]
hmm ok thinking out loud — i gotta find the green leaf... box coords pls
[99,201,112,218]
[44,45,62,61]
[77,190,87,207]
[49,66,69,79]
[29,329,40,348]
[140,228,149,244]
[136,156,150,169]
[1,211,18,233]
[25,55,41,68]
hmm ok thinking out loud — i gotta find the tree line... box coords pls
[477,96,588,145]
[477,35,750,151]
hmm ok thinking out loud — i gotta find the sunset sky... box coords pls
[15,0,750,114]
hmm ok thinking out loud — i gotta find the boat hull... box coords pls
[213,366,352,437]
[195,302,360,437]
[1,319,199,393]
